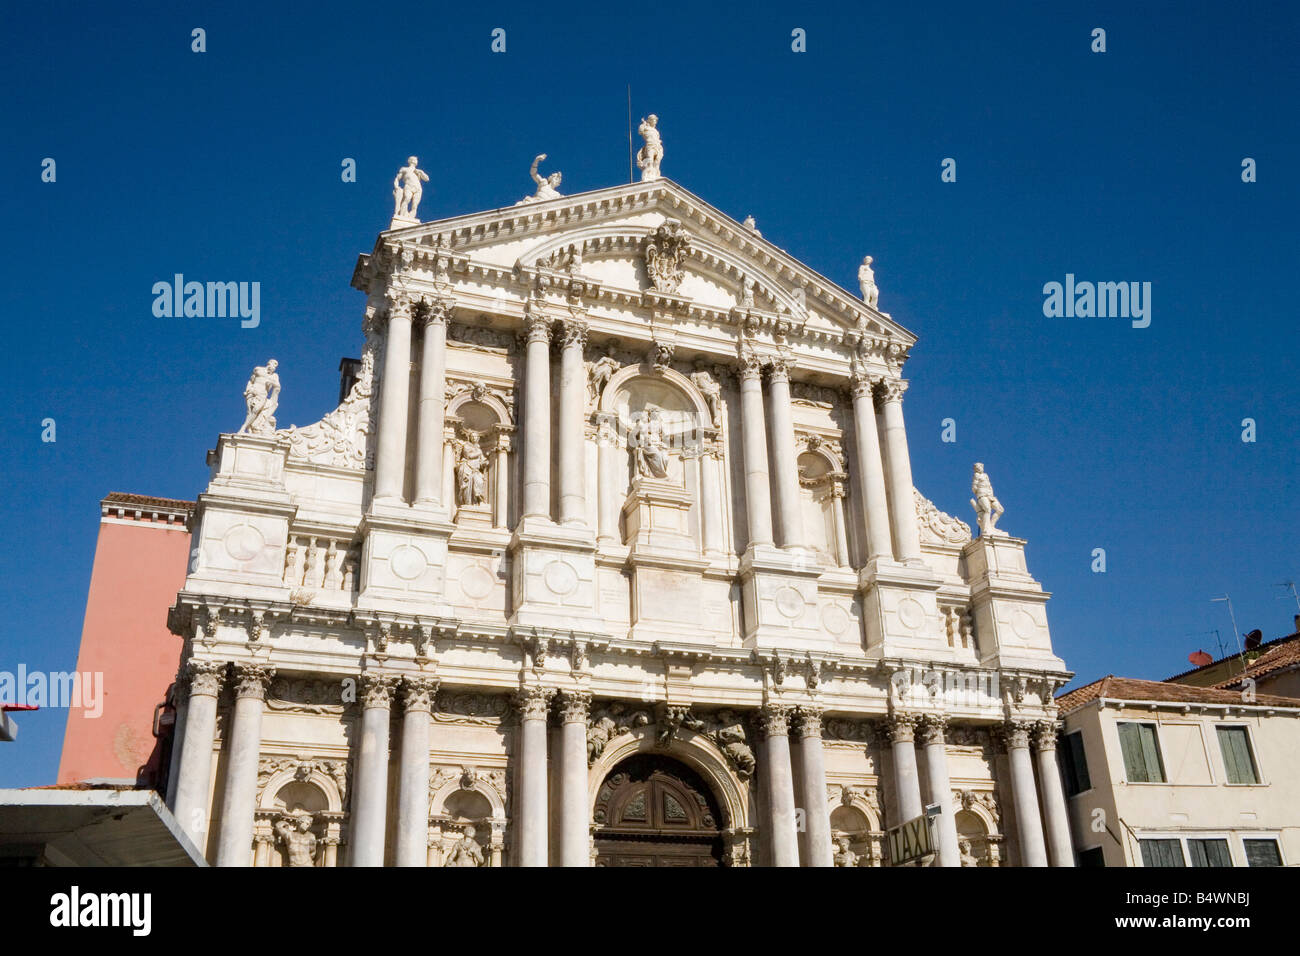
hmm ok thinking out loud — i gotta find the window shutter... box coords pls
[1067,732,1091,794]
[1138,724,1164,782]
[1217,727,1257,785]
[1140,838,1184,867]
[1244,839,1282,867]
[1118,723,1147,781]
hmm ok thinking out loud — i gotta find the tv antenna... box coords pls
[1211,595,1245,676]
[627,85,634,184]
[1276,581,1300,614]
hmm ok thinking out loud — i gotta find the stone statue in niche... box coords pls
[833,835,860,867]
[970,462,1005,537]
[959,838,980,867]
[517,153,562,204]
[392,156,429,221]
[588,354,621,405]
[453,429,489,506]
[629,410,670,479]
[444,825,485,867]
[239,359,281,435]
[690,365,722,425]
[858,255,879,309]
[274,811,318,867]
[636,114,663,181]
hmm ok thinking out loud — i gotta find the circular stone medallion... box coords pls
[543,560,579,597]
[897,597,926,631]
[460,565,495,600]
[389,544,428,581]
[774,586,805,620]
[223,524,265,563]
[1010,608,1037,641]
[820,603,851,637]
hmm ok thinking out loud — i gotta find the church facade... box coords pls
[164,135,1075,867]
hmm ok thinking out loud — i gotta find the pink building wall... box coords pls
[57,494,193,787]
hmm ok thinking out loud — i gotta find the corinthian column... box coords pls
[1033,722,1076,867]
[850,370,893,562]
[883,712,924,823]
[757,705,799,867]
[917,715,960,867]
[172,659,226,854]
[374,295,414,502]
[395,677,439,867]
[350,674,398,866]
[765,358,804,549]
[875,379,921,562]
[1001,720,1048,867]
[557,318,588,525]
[414,302,449,507]
[514,686,553,866]
[557,691,591,867]
[738,350,774,547]
[793,708,833,867]
[522,310,553,519]
[216,663,275,867]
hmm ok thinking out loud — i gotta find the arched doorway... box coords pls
[592,755,724,867]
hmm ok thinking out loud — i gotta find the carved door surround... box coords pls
[592,755,724,867]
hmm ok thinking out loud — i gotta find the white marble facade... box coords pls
[165,168,1074,867]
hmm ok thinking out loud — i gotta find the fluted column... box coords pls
[884,712,924,823]
[596,412,620,543]
[1034,722,1076,867]
[1002,720,1049,867]
[875,379,921,562]
[216,663,274,867]
[557,691,591,867]
[918,715,960,867]
[374,296,414,502]
[350,674,397,866]
[395,677,438,867]
[757,705,799,867]
[699,440,725,554]
[557,318,588,525]
[794,708,833,867]
[521,310,553,519]
[766,358,804,549]
[850,371,894,562]
[738,351,774,547]
[414,302,449,506]
[515,686,553,866]
[172,659,225,854]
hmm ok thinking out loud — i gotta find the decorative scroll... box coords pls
[914,488,972,546]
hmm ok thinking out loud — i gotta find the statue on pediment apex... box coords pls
[392,156,429,221]
[970,462,1006,537]
[858,255,879,309]
[637,114,663,181]
[239,359,280,435]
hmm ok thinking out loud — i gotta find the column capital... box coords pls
[513,685,555,722]
[996,719,1035,751]
[882,711,920,744]
[765,355,795,384]
[358,673,399,710]
[916,714,949,746]
[1031,720,1060,752]
[420,297,453,327]
[737,345,765,382]
[792,706,824,738]
[186,659,226,698]
[754,703,791,738]
[873,377,908,407]
[557,317,589,350]
[230,663,275,700]
[555,690,592,724]
[385,292,414,322]
[401,676,440,713]
[523,308,553,344]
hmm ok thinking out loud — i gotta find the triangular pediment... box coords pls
[354,179,915,360]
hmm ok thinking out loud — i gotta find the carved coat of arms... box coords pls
[644,219,690,293]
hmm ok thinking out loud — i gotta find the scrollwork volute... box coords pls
[359,674,398,710]
[231,663,276,700]
[186,659,226,698]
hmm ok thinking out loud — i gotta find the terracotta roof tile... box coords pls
[1056,674,1300,713]
[101,492,195,511]
[1211,635,1300,688]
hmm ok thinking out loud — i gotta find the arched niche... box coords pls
[254,762,346,868]
[797,439,849,568]
[430,769,508,866]
[955,806,998,867]
[446,387,513,527]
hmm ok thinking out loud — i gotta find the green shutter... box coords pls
[1067,732,1091,794]
[1244,839,1282,867]
[1217,727,1258,784]
[1189,839,1232,867]
[1118,723,1147,781]
[1140,838,1185,867]
[1138,724,1165,782]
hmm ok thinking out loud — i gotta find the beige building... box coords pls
[1167,617,1300,698]
[1057,676,1300,867]
[161,145,1076,867]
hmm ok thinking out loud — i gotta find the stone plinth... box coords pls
[738,545,830,651]
[858,560,949,659]
[621,477,695,557]
[962,535,1064,670]
[454,502,493,530]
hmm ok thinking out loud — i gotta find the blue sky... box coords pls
[2,1,1296,786]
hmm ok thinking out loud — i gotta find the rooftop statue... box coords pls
[392,156,429,222]
[239,359,281,435]
[970,462,1006,536]
[518,153,563,204]
[637,114,663,181]
[858,255,879,309]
